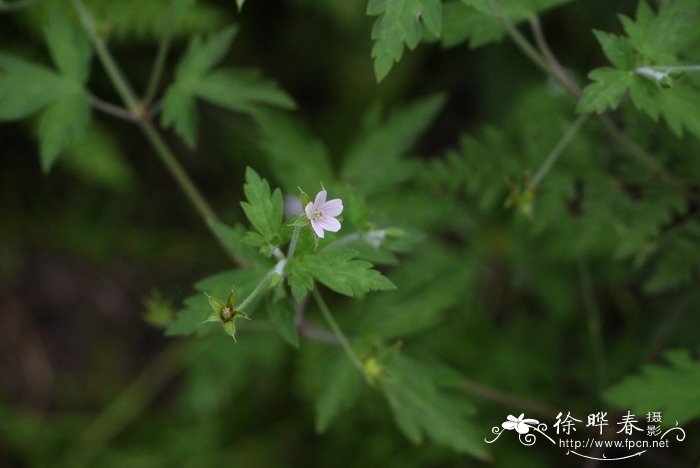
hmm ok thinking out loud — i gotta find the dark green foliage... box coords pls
[3,0,700,466]
[0,12,92,171]
[605,350,700,425]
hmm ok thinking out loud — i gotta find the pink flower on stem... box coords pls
[305,190,343,238]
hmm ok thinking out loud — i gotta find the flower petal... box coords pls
[507,415,518,422]
[317,216,341,232]
[305,202,315,219]
[322,199,343,217]
[523,418,539,426]
[314,190,327,206]
[515,423,530,434]
[310,219,325,238]
[502,421,517,430]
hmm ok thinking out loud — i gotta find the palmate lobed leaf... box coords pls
[37,91,91,173]
[252,109,333,194]
[592,30,636,71]
[462,0,571,19]
[207,220,269,267]
[605,349,700,426]
[175,25,239,84]
[380,353,487,459]
[441,0,571,49]
[44,11,92,83]
[161,26,295,147]
[240,167,284,241]
[356,245,470,338]
[577,67,632,114]
[367,0,443,81]
[16,0,226,43]
[618,0,700,64]
[579,1,700,140]
[315,353,363,433]
[288,248,395,298]
[266,296,299,348]
[0,56,68,121]
[195,68,296,113]
[342,94,445,194]
[0,12,92,172]
[441,1,503,49]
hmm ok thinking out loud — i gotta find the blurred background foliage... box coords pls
[1,0,700,466]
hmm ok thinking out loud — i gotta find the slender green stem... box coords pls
[528,15,581,98]
[0,0,41,11]
[72,0,141,112]
[578,258,607,390]
[529,114,588,189]
[490,2,682,188]
[488,0,549,74]
[287,225,302,260]
[237,267,276,311]
[139,121,217,221]
[89,95,137,122]
[312,288,364,372]
[143,0,178,104]
[69,0,258,265]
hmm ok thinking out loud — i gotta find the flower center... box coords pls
[220,306,234,322]
[310,208,322,220]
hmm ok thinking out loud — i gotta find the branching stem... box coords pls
[69,0,253,263]
[89,95,138,122]
[143,0,178,104]
[489,1,680,187]
[529,114,588,189]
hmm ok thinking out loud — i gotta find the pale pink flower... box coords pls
[305,190,343,238]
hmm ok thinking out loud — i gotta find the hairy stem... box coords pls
[89,95,138,122]
[529,114,588,189]
[312,288,364,373]
[143,0,178,104]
